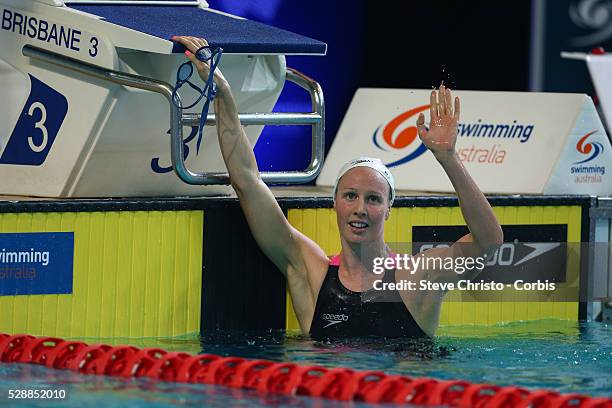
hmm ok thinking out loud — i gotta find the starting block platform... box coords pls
[0,0,326,197]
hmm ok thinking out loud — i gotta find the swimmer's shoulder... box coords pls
[285,228,330,296]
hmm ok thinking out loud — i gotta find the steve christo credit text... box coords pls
[371,254,557,292]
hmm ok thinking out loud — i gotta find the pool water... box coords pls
[1,320,610,407]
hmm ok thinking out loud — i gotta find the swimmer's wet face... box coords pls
[334,167,391,243]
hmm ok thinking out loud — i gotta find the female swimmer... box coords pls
[172,36,503,340]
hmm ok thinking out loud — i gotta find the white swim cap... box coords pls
[333,157,395,205]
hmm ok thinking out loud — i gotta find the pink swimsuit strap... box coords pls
[328,252,398,267]
[329,254,341,266]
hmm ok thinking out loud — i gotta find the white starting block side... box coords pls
[0,0,119,196]
[317,89,612,195]
[562,52,612,133]
[0,0,297,197]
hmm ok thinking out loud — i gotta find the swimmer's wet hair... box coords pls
[333,157,395,206]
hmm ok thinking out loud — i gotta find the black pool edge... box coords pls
[0,194,597,213]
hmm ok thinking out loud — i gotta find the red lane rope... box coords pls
[1,333,610,407]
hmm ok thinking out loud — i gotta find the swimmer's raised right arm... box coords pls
[173,36,327,333]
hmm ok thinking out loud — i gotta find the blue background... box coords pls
[210,1,531,174]
[210,0,611,173]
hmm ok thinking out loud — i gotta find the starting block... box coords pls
[0,0,326,197]
[562,49,612,132]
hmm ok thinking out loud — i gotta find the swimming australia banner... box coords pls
[317,89,612,195]
[0,232,74,296]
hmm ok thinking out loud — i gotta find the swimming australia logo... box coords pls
[372,105,430,168]
[372,104,535,168]
[574,130,603,164]
[321,313,348,329]
[571,130,605,183]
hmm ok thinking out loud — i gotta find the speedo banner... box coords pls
[317,89,612,195]
[364,223,585,302]
[411,225,568,285]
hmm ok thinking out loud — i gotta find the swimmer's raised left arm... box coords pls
[415,85,503,283]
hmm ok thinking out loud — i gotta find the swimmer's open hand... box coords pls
[416,84,459,157]
[171,36,229,92]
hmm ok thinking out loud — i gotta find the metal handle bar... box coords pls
[22,45,325,185]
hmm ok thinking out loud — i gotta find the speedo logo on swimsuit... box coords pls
[321,313,348,328]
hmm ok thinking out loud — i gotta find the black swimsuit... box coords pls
[309,263,428,340]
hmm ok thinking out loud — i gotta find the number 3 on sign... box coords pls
[0,74,68,166]
[89,36,99,57]
[27,102,48,153]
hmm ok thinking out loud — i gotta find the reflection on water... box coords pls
[0,320,610,407]
[1,363,401,408]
